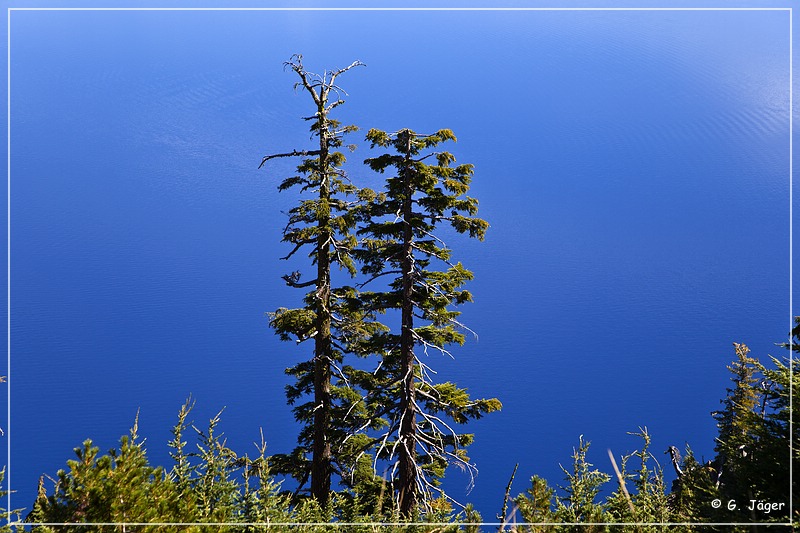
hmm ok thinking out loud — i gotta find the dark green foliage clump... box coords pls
[706,336,797,524]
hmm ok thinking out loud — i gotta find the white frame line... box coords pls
[4,6,795,10]
[788,4,794,524]
[4,5,9,529]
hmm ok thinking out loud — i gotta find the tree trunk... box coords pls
[398,132,417,517]
[311,104,332,506]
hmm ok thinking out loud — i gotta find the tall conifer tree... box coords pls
[710,342,761,512]
[354,128,501,516]
[260,55,366,505]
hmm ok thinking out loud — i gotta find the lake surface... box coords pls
[6,6,795,521]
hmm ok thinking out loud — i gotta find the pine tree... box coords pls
[711,342,761,519]
[236,430,292,529]
[167,396,199,522]
[191,409,241,524]
[748,318,799,522]
[514,475,556,528]
[605,428,670,530]
[166,400,294,530]
[260,54,369,505]
[354,128,501,516]
[552,436,609,532]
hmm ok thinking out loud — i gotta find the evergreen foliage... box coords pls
[752,355,798,516]
[663,445,720,524]
[697,335,795,524]
[551,436,609,530]
[710,342,761,516]
[605,428,670,530]
[515,475,556,527]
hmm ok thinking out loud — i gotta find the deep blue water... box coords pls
[5,7,796,521]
